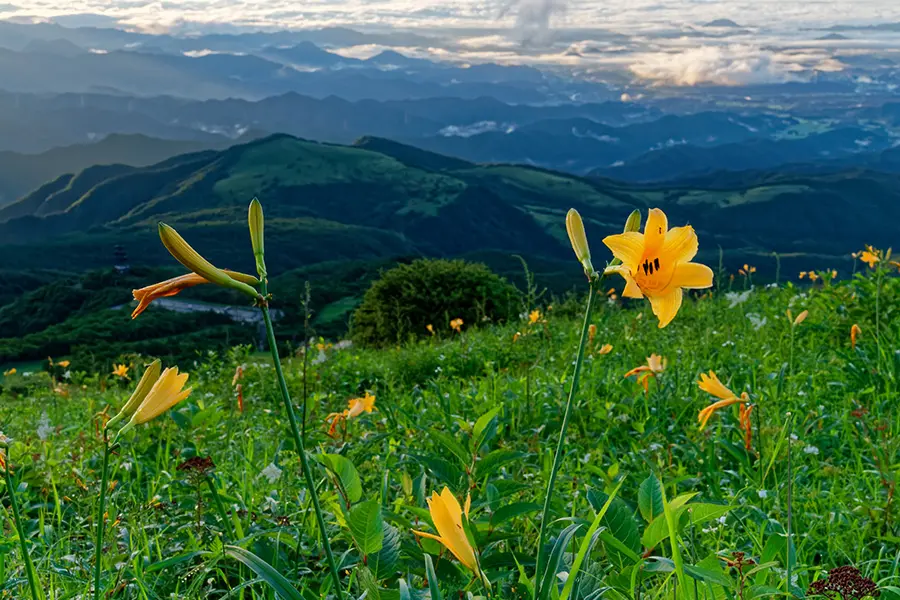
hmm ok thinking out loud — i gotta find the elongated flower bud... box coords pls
[106,360,161,432]
[623,209,642,233]
[158,223,259,299]
[248,198,267,279]
[566,209,594,278]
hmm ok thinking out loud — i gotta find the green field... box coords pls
[1,222,898,599]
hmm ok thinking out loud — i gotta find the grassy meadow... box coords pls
[1,204,899,600]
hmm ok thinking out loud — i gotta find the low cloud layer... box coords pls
[629,45,799,86]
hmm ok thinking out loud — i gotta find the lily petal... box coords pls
[661,225,699,264]
[648,288,683,328]
[671,262,714,290]
[644,208,668,254]
[602,231,644,271]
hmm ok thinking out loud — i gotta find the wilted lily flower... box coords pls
[851,323,861,349]
[603,208,714,328]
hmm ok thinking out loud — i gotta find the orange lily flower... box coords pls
[625,354,666,393]
[131,270,259,319]
[697,371,749,430]
[851,323,861,349]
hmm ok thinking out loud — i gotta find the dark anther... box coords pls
[654,257,660,270]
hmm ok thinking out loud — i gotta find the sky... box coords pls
[4,1,900,86]
[4,0,900,34]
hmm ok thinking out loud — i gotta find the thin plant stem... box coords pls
[93,433,110,600]
[3,454,42,600]
[659,478,689,599]
[259,283,344,600]
[533,277,599,598]
[786,412,794,597]
[206,475,235,541]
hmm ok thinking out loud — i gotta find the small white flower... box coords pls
[122,462,133,472]
[312,351,327,365]
[260,463,282,484]
[63,370,72,380]
[746,313,767,330]
[803,445,820,455]
[37,412,53,441]
[758,490,768,499]
[725,290,752,308]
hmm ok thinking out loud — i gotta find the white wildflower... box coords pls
[758,489,768,499]
[260,463,282,484]
[725,290,752,308]
[746,313,767,330]
[803,445,820,455]
[37,412,53,441]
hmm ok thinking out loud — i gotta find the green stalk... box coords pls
[3,455,42,600]
[786,413,794,597]
[259,282,344,600]
[659,479,689,599]
[93,434,110,600]
[533,277,599,598]
[206,475,235,541]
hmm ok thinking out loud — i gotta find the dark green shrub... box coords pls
[350,259,520,346]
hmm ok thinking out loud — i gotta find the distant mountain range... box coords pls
[0,134,893,279]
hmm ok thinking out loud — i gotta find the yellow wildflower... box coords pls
[112,364,129,379]
[859,247,880,268]
[413,488,481,577]
[450,318,464,333]
[603,208,714,328]
[529,310,542,325]
[851,323,861,349]
[426,324,435,336]
[113,366,192,441]
[598,343,613,355]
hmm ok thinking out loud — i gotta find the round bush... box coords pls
[351,259,520,346]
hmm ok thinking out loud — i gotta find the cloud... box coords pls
[629,45,800,86]
[498,0,567,46]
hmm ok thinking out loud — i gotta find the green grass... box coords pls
[1,261,899,599]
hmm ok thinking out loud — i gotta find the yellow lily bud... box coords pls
[114,367,192,443]
[623,209,642,233]
[793,310,809,326]
[566,209,594,277]
[248,198,267,279]
[158,223,259,299]
[106,360,161,432]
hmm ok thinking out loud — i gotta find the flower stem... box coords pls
[259,291,344,600]
[534,277,599,598]
[3,456,41,600]
[93,434,110,600]
[206,475,235,541]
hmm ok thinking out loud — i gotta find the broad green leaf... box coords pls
[318,454,362,503]
[490,502,541,527]
[429,429,471,467]
[224,545,303,600]
[349,500,384,556]
[638,475,664,523]
[411,455,465,488]
[587,489,640,566]
[476,450,527,479]
[371,522,401,580]
[472,407,501,451]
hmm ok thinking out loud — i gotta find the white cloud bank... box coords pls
[629,45,799,86]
